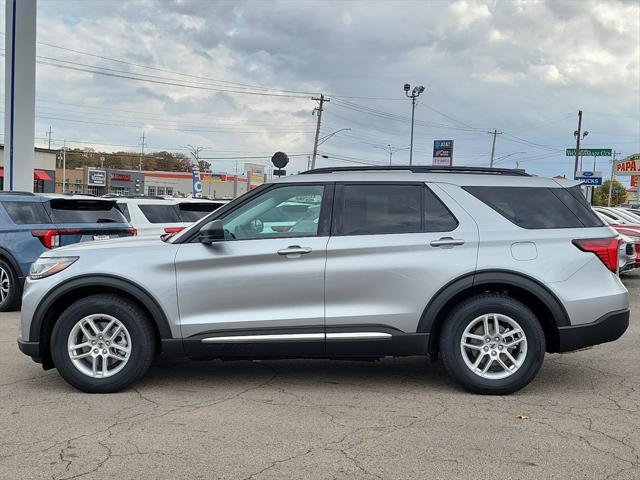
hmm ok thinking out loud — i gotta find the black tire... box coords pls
[51,294,155,393]
[440,294,545,395]
[0,259,21,312]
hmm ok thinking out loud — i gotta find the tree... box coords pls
[592,180,627,206]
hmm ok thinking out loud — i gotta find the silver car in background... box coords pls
[18,166,629,395]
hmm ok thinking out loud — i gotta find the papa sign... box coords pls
[614,154,640,175]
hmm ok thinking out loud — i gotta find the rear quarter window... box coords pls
[1,201,51,224]
[138,204,181,223]
[463,185,603,229]
[177,203,220,222]
[49,199,127,224]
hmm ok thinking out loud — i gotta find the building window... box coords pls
[166,187,173,196]
[157,187,166,196]
[110,187,130,196]
[33,180,45,193]
[147,186,157,196]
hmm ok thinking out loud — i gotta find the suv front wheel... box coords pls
[440,294,545,395]
[51,295,155,393]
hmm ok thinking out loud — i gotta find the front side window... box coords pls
[337,184,422,235]
[222,185,325,240]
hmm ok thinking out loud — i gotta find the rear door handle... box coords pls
[277,246,312,256]
[430,237,465,248]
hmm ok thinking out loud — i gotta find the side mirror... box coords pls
[199,219,225,244]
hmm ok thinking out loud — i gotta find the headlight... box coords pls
[29,257,78,280]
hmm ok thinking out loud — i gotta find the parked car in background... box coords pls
[112,196,227,237]
[0,192,135,311]
[618,234,637,273]
[595,213,640,272]
[19,166,629,395]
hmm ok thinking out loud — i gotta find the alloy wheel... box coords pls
[67,314,132,378]
[0,266,10,304]
[460,313,528,380]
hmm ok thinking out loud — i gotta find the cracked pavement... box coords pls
[1,276,639,480]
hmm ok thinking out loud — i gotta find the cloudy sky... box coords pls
[2,0,639,179]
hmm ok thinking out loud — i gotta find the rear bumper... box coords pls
[557,309,629,352]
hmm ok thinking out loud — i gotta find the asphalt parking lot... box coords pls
[1,280,638,480]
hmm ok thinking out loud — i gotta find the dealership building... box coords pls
[54,163,265,198]
[0,145,57,192]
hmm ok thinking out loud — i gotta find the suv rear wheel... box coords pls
[0,259,20,312]
[440,294,545,395]
[50,294,155,393]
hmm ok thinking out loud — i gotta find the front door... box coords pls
[175,183,332,357]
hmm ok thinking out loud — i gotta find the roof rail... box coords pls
[0,191,36,196]
[102,194,167,200]
[300,166,530,176]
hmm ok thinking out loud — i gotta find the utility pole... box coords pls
[46,126,53,150]
[488,129,502,167]
[403,84,425,166]
[573,110,583,178]
[62,140,66,193]
[608,151,621,207]
[139,131,146,171]
[311,94,329,170]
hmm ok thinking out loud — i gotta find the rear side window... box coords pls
[1,201,50,224]
[139,204,181,223]
[49,199,128,224]
[424,188,458,232]
[463,186,603,229]
[177,203,220,222]
[117,203,131,222]
[338,184,422,235]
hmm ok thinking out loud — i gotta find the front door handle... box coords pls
[277,246,312,256]
[430,237,465,248]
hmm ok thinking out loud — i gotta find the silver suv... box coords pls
[17,166,630,394]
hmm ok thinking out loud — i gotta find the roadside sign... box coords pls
[615,154,640,175]
[631,176,638,187]
[273,169,286,177]
[433,140,453,166]
[566,148,612,157]
[575,170,603,185]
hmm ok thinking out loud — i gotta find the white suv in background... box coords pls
[113,197,228,237]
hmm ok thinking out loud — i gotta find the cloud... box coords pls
[2,0,634,179]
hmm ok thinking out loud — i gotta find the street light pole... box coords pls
[374,144,410,166]
[404,83,425,166]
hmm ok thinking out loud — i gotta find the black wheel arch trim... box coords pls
[0,247,24,278]
[418,269,571,334]
[28,274,173,342]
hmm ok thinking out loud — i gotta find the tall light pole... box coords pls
[404,83,425,166]
[374,144,410,165]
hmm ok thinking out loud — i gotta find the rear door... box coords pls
[46,198,134,245]
[324,182,479,353]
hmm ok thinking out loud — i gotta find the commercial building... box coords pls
[56,167,145,195]
[53,164,264,198]
[0,145,57,192]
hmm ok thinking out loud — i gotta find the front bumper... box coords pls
[557,309,630,352]
[17,339,41,362]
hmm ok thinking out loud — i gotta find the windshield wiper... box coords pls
[96,218,117,223]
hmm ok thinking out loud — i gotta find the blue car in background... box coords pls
[0,192,136,311]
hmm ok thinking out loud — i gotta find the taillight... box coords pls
[573,237,620,273]
[126,227,138,236]
[32,229,81,249]
[164,227,184,234]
